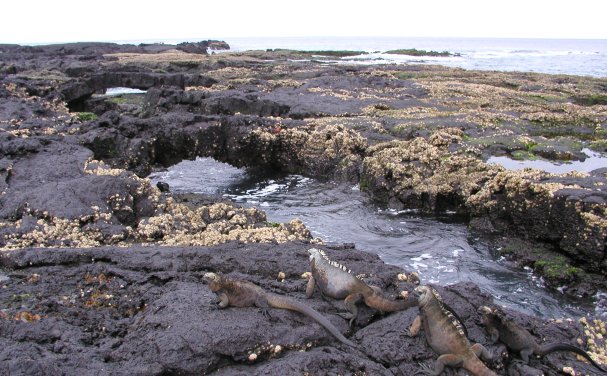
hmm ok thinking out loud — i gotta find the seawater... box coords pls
[219,36,607,77]
[488,148,607,174]
[149,157,599,319]
[104,87,147,96]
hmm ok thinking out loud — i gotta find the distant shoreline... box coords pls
[9,35,607,46]
[3,37,606,77]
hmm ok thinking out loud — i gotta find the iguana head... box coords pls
[308,248,323,262]
[203,272,223,291]
[413,285,433,306]
[203,272,220,282]
[478,305,498,326]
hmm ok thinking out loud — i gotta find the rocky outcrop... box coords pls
[177,40,228,54]
[0,140,311,249]
[468,168,607,270]
[0,40,227,57]
[142,87,290,117]
[361,129,497,213]
[61,72,217,104]
[361,130,607,273]
[0,113,311,249]
[205,40,231,51]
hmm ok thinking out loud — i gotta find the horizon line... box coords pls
[3,35,607,46]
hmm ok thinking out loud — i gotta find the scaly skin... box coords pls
[306,248,415,325]
[411,286,497,376]
[479,306,607,373]
[203,272,355,347]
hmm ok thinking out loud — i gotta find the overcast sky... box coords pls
[2,0,606,44]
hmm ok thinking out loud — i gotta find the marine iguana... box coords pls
[306,248,416,325]
[479,306,607,373]
[410,285,497,376]
[203,272,355,347]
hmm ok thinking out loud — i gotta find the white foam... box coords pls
[452,249,464,257]
[411,253,433,262]
[410,262,428,269]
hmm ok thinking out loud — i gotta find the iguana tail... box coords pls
[266,293,356,347]
[539,343,607,373]
[364,292,417,313]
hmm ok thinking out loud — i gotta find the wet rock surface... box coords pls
[1,43,606,374]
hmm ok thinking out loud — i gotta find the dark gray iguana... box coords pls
[479,306,607,373]
[203,272,355,347]
[409,285,497,376]
[306,248,416,325]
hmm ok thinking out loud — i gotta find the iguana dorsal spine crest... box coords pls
[314,248,362,280]
[431,288,466,337]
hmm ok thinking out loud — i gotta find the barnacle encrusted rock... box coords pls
[362,130,607,270]
[136,198,312,246]
[0,149,158,249]
[361,129,500,213]
[467,168,607,270]
[242,122,367,180]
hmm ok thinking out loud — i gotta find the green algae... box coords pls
[267,49,367,57]
[385,48,459,57]
[76,112,97,121]
[573,94,607,106]
[511,150,538,161]
[535,256,582,283]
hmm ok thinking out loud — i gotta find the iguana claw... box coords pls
[259,307,271,318]
[416,362,435,376]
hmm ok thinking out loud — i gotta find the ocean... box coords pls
[206,36,607,78]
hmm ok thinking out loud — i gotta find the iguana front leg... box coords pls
[305,275,329,300]
[370,285,382,294]
[419,354,464,376]
[254,296,272,318]
[408,315,423,337]
[217,292,229,308]
[485,326,500,344]
[336,292,363,326]
[471,343,493,362]
[305,275,316,298]
[518,347,534,364]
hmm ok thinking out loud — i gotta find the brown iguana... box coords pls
[203,272,355,347]
[479,306,607,373]
[409,285,497,376]
[306,248,416,325]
